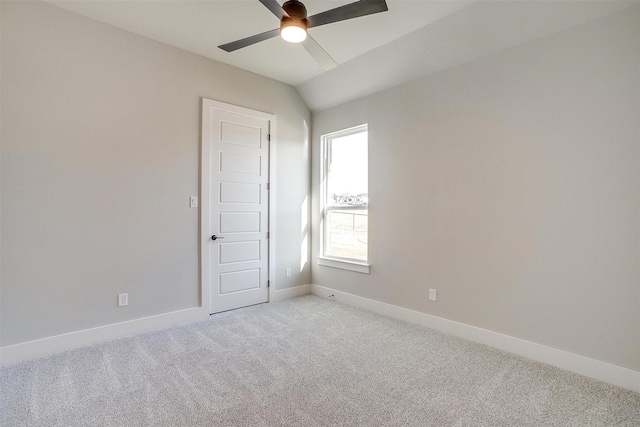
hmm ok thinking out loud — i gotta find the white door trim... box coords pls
[201,98,276,313]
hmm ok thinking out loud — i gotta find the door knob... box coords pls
[211,235,224,241]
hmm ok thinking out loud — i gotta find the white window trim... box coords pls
[317,256,370,274]
[319,124,369,273]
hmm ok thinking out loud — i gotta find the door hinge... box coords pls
[268,134,271,142]
[267,232,270,239]
[267,280,270,288]
[267,183,270,191]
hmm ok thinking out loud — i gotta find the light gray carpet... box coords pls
[1,295,639,426]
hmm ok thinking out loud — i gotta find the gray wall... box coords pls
[0,1,311,346]
[311,7,640,371]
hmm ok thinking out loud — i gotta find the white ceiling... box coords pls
[48,0,637,111]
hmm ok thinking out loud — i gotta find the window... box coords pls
[319,124,369,273]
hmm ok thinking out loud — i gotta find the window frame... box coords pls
[318,124,370,274]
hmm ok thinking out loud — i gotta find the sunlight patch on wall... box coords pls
[300,195,309,272]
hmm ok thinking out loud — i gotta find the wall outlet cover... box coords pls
[118,293,129,307]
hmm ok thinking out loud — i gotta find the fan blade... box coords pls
[307,0,388,29]
[258,0,289,20]
[218,28,280,52]
[302,35,338,71]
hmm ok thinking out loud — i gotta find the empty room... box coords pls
[1,0,639,425]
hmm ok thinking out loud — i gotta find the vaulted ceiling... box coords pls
[48,0,636,111]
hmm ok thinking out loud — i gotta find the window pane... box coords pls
[327,132,367,207]
[326,209,367,260]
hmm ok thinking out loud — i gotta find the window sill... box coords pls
[317,257,370,274]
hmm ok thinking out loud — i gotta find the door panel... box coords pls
[220,269,260,294]
[205,103,270,314]
[220,121,262,147]
[219,212,261,233]
[220,182,261,203]
[220,152,261,175]
[220,241,261,264]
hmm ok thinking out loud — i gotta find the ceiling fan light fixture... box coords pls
[280,17,307,43]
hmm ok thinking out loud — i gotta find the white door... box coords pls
[202,99,271,314]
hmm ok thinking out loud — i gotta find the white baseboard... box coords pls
[311,285,640,393]
[4,284,637,393]
[270,284,311,301]
[0,307,207,367]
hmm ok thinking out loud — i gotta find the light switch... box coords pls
[190,196,198,208]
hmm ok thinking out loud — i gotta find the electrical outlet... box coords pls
[118,293,128,307]
[428,289,437,301]
[189,196,198,208]
[285,268,291,278]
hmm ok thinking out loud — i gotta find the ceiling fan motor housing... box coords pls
[282,0,308,20]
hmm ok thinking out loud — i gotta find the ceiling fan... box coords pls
[219,0,388,71]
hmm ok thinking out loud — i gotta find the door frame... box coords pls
[200,98,276,313]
